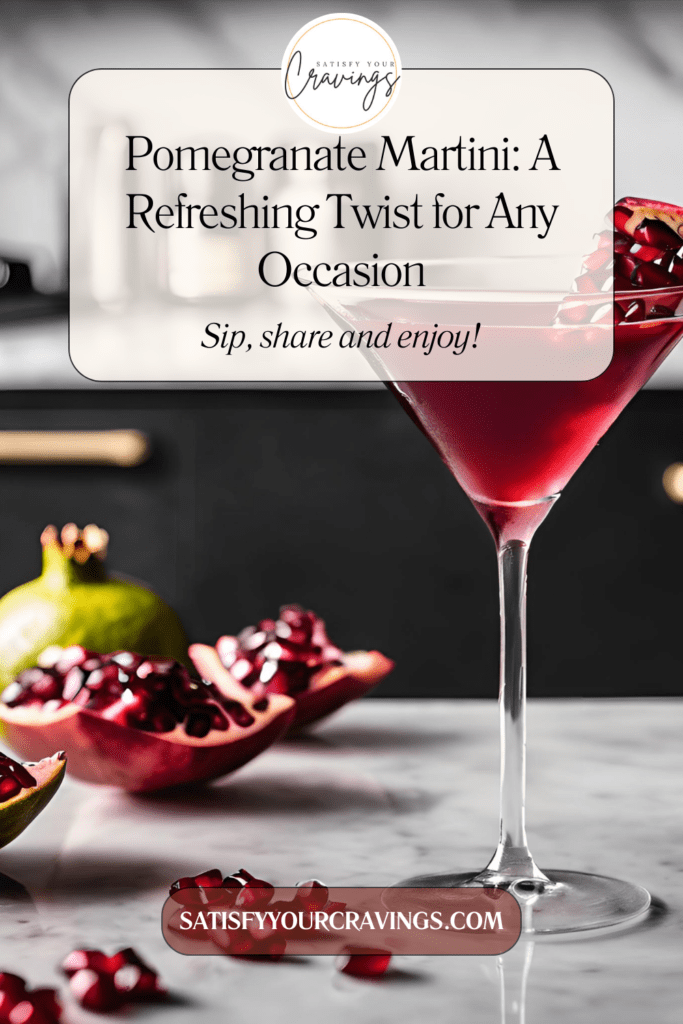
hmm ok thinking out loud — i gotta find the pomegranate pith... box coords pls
[0,647,294,792]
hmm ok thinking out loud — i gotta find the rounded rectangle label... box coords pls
[162,887,522,956]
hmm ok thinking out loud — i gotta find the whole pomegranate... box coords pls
[0,525,188,693]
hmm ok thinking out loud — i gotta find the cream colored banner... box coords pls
[69,69,614,381]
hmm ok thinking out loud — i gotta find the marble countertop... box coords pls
[0,698,681,1023]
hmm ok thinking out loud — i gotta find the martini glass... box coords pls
[311,258,683,934]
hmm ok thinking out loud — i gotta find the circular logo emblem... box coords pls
[281,13,401,134]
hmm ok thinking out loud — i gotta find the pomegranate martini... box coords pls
[312,197,683,933]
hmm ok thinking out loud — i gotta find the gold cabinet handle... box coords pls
[0,430,151,467]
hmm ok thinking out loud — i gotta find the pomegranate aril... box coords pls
[223,701,255,728]
[295,879,329,912]
[8,1001,53,1024]
[582,247,612,272]
[646,304,676,320]
[615,253,642,279]
[613,234,632,254]
[613,273,633,292]
[0,753,37,792]
[0,974,26,1000]
[630,243,662,262]
[633,217,681,249]
[114,965,164,1000]
[194,869,224,887]
[136,659,174,679]
[613,206,632,233]
[61,949,111,977]
[110,652,144,670]
[69,969,121,1012]
[54,646,88,673]
[632,262,677,289]
[184,712,211,738]
[336,949,392,978]
[26,990,61,1021]
[209,707,229,730]
[234,879,274,909]
[621,300,646,323]
[0,776,22,801]
[61,667,85,701]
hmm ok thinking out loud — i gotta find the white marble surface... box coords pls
[0,698,681,1023]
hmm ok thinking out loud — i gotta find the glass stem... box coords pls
[485,538,547,881]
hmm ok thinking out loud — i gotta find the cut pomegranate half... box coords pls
[0,647,294,792]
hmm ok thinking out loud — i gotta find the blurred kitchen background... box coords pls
[1,0,683,697]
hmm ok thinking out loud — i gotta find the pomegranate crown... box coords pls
[40,523,109,564]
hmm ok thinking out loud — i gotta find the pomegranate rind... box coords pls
[0,751,65,848]
[0,654,295,792]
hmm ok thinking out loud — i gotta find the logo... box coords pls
[281,13,401,134]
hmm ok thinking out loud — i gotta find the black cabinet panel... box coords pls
[0,389,681,698]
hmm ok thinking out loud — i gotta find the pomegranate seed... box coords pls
[612,206,631,233]
[633,217,682,250]
[336,949,392,978]
[632,262,677,289]
[621,299,645,323]
[61,667,85,702]
[629,243,662,262]
[69,969,121,1012]
[0,776,22,801]
[0,974,27,1001]
[582,247,611,272]
[30,990,61,1019]
[54,646,88,673]
[222,701,255,728]
[646,304,676,320]
[184,713,211,738]
[61,949,110,976]
[234,878,274,909]
[0,753,37,803]
[295,880,329,912]
[8,1001,52,1024]
[615,252,642,279]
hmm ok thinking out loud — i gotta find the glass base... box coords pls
[386,869,651,935]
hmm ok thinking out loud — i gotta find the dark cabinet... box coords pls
[0,389,681,697]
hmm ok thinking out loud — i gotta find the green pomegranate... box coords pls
[0,524,189,692]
